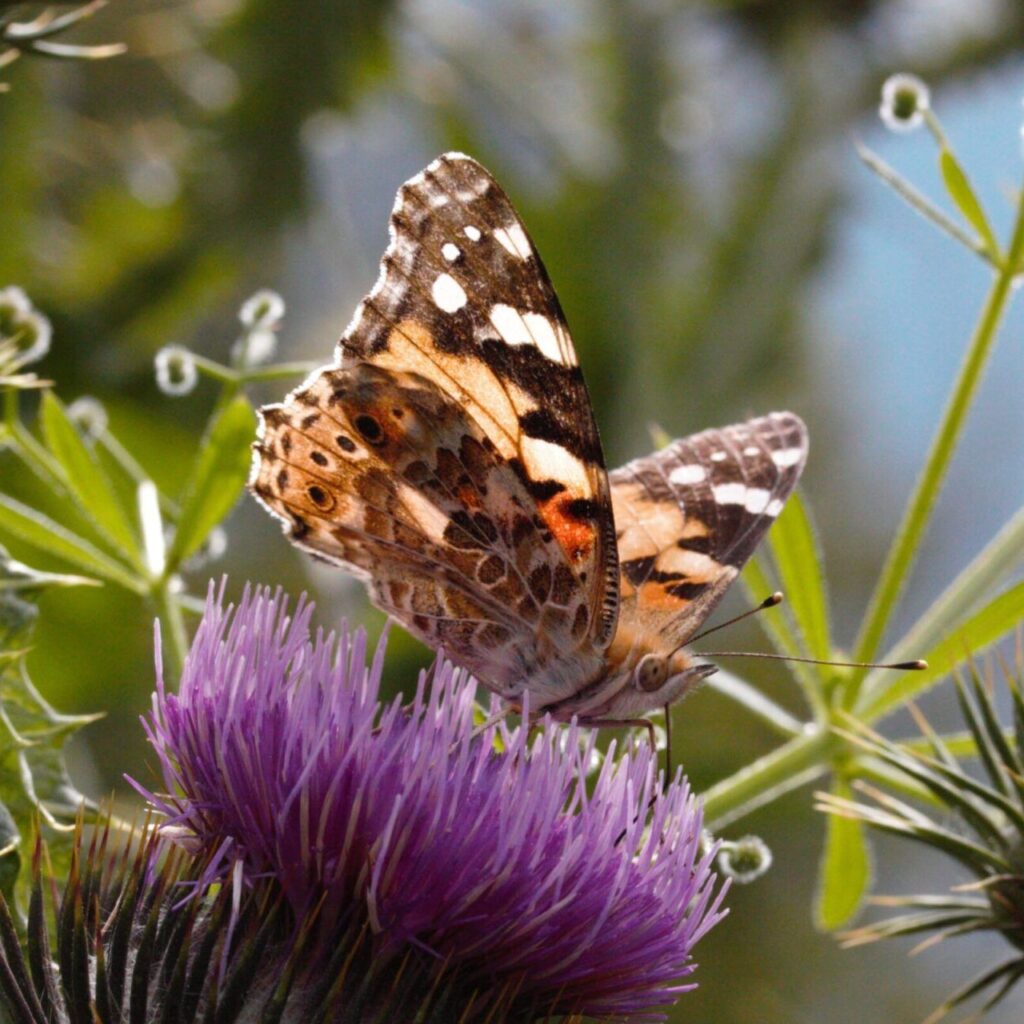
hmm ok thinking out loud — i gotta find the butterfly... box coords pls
[250,153,807,725]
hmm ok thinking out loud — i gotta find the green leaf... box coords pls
[766,491,831,662]
[0,802,19,906]
[0,543,99,595]
[0,495,145,594]
[815,776,871,930]
[0,656,99,904]
[855,141,992,263]
[741,555,822,707]
[862,579,1024,722]
[39,392,142,567]
[873,505,1024,680]
[939,149,1000,260]
[703,668,804,736]
[166,395,255,571]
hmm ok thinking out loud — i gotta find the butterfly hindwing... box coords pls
[609,412,808,656]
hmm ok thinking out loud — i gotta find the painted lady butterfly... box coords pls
[250,153,807,725]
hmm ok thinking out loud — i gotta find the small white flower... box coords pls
[155,344,198,396]
[718,834,773,883]
[67,396,108,442]
[13,311,52,365]
[238,289,285,331]
[0,286,32,319]
[879,73,931,133]
[0,286,52,367]
[232,326,277,368]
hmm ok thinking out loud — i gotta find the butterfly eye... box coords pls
[635,654,669,693]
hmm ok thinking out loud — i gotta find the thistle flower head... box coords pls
[136,583,728,1020]
[818,655,1024,1023]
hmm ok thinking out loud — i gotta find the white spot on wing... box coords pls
[442,242,461,262]
[521,436,590,493]
[488,304,569,364]
[772,447,803,467]
[710,451,727,462]
[743,445,760,457]
[432,273,467,313]
[766,499,784,517]
[712,483,746,505]
[669,464,706,486]
[744,488,771,514]
[397,484,449,542]
[524,313,564,362]
[493,222,531,258]
[464,225,482,241]
[489,304,530,345]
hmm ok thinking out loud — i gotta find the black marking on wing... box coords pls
[611,411,807,637]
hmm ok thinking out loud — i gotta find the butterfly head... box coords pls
[632,648,717,703]
[547,644,716,723]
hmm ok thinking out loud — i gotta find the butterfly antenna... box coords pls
[685,591,784,646]
[695,650,927,671]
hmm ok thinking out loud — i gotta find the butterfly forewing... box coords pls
[252,153,618,707]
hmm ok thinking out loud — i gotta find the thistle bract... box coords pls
[137,583,728,1020]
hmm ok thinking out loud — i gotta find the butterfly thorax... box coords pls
[531,628,709,724]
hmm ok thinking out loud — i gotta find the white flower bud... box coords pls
[718,834,773,883]
[67,396,108,442]
[0,287,51,367]
[238,289,285,331]
[879,73,930,133]
[155,345,198,396]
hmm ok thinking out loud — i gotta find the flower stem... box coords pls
[850,181,1024,685]
[155,582,188,678]
[701,725,831,829]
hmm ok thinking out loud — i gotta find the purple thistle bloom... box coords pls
[136,584,728,1020]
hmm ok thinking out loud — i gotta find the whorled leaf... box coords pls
[818,655,1024,1022]
[0,551,99,908]
[815,776,872,931]
[165,394,254,572]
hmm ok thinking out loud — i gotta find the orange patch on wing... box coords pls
[538,493,595,564]
[637,580,690,612]
[457,482,482,510]
[681,517,710,538]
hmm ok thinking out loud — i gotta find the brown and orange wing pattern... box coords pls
[608,412,807,660]
[251,154,618,708]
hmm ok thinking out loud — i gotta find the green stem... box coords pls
[703,670,805,737]
[155,582,189,679]
[190,354,238,384]
[850,182,1024,687]
[238,361,318,383]
[701,726,831,829]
